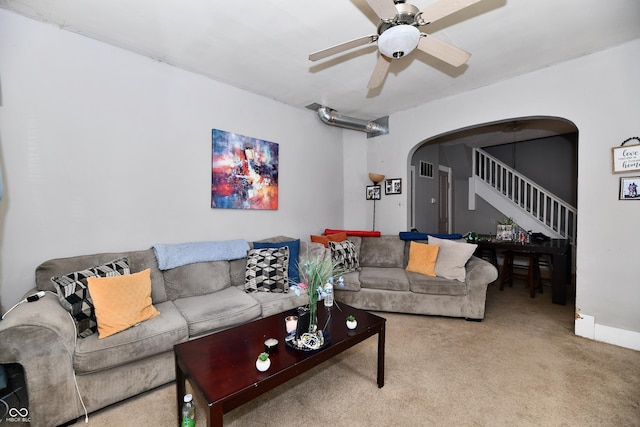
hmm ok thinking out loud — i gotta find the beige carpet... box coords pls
[73,281,640,426]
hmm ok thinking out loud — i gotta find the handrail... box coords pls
[472,148,577,243]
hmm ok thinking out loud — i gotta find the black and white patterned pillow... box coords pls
[329,240,361,273]
[51,257,130,338]
[245,247,289,293]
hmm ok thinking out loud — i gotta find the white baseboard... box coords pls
[575,313,640,351]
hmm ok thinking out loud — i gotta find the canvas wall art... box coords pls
[212,129,279,210]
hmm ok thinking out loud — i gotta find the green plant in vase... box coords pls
[290,253,345,335]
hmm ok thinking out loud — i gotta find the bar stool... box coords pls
[499,250,543,298]
[475,247,498,269]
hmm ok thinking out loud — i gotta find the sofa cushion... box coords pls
[329,240,361,273]
[335,270,361,291]
[51,257,130,338]
[358,267,410,291]
[428,236,478,282]
[253,239,301,283]
[87,269,160,339]
[359,235,406,268]
[173,287,261,337]
[245,247,289,293]
[36,249,168,304]
[310,231,347,248]
[237,284,309,318]
[73,300,188,374]
[229,258,248,287]
[407,271,468,295]
[405,241,439,276]
[163,260,230,300]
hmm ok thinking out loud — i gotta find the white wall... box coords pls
[2,8,638,351]
[352,39,640,350]
[0,10,344,310]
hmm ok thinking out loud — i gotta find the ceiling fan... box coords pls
[309,0,482,89]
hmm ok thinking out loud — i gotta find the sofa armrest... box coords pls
[463,256,499,320]
[465,256,498,287]
[0,291,84,426]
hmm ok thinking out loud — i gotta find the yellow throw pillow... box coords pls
[405,241,440,276]
[87,268,160,339]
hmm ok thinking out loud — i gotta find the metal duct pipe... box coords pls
[310,105,389,138]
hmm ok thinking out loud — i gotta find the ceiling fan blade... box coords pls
[420,0,483,24]
[417,36,470,67]
[366,0,398,20]
[367,55,392,89]
[309,35,378,61]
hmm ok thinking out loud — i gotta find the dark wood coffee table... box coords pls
[174,302,386,426]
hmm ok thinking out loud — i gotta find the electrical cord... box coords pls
[67,311,89,423]
[1,291,46,320]
[1,290,89,423]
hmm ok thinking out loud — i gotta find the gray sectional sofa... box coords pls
[0,234,497,426]
[335,235,498,320]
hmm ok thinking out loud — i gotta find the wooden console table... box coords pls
[474,238,572,305]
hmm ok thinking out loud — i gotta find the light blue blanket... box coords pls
[152,239,249,270]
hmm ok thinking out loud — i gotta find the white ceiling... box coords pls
[1,0,639,121]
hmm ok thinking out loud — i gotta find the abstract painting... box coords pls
[212,129,279,210]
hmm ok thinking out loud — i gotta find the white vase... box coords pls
[346,319,357,330]
[256,358,270,372]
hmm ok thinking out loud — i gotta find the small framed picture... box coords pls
[385,178,402,195]
[366,185,381,200]
[620,176,640,200]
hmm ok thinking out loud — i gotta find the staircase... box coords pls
[469,148,577,243]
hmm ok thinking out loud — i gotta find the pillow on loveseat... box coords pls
[329,240,361,273]
[51,257,130,338]
[253,239,300,284]
[245,247,290,293]
[87,268,160,339]
[428,236,477,282]
[310,231,347,248]
[405,241,440,276]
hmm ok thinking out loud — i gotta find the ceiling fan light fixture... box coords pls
[378,25,420,59]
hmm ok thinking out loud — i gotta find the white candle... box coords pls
[285,316,298,334]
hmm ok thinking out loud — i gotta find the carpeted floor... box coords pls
[73,280,640,426]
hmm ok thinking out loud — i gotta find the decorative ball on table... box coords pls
[346,315,357,330]
[264,338,278,352]
[256,352,271,372]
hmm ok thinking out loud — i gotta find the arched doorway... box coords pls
[409,116,578,306]
[409,116,578,236]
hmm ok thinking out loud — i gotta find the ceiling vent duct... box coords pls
[306,103,389,138]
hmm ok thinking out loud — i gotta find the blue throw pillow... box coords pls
[253,239,300,284]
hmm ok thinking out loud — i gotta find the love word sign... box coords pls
[612,137,640,173]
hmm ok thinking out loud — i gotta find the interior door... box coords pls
[438,169,449,233]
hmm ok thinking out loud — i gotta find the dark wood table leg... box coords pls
[175,355,186,426]
[551,251,568,305]
[209,404,223,427]
[377,321,386,388]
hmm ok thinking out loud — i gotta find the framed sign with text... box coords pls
[612,137,640,173]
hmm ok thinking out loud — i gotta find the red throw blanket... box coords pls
[324,229,381,237]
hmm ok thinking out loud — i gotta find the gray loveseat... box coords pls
[335,235,498,320]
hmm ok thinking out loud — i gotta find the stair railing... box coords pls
[472,148,577,243]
